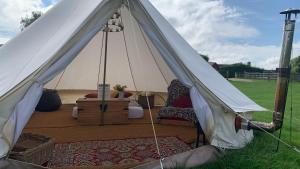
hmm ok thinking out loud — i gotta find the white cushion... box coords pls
[128,106,144,118]
[72,106,78,118]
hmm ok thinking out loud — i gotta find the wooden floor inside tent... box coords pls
[23,104,198,169]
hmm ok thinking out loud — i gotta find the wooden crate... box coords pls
[77,98,130,125]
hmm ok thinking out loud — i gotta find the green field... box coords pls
[199,80,300,169]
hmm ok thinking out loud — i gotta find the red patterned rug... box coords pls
[48,136,191,168]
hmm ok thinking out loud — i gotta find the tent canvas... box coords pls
[0,0,266,158]
[45,7,176,92]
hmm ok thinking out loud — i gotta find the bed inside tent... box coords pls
[0,0,267,168]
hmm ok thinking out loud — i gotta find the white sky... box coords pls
[0,0,299,70]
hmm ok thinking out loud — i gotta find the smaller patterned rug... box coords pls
[48,136,191,168]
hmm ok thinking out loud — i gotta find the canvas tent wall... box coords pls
[45,7,176,92]
[0,0,266,158]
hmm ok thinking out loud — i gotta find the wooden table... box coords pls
[77,98,130,125]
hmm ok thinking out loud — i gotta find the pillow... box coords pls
[171,95,193,108]
[85,92,98,98]
[124,91,133,98]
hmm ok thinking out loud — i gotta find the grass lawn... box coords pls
[198,79,300,169]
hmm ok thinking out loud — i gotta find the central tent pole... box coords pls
[99,11,123,125]
[100,23,109,125]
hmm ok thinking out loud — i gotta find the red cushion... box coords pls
[171,95,193,108]
[124,92,133,98]
[85,92,98,98]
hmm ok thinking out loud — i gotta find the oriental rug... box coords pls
[48,136,191,168]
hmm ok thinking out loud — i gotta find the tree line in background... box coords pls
[291,56,300,73]
[200,54,264,78]
[20,11,42,30]
[201,52,300,78]
[215,56,300,78]
[219,63,264,78]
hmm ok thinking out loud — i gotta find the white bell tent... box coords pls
[0,0,266,158]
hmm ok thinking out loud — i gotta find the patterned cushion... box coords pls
[157,107,197,123]
[166,80,190,106]
[157,79,199,124]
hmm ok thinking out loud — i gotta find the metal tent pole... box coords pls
[99,11,123,125]
[100,23,109,125]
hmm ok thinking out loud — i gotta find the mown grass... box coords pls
[196,80,300,169]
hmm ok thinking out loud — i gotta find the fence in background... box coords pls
[235,72,300,82]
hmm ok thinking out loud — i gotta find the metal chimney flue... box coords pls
[236,8,300,132]
[272,9,300,129]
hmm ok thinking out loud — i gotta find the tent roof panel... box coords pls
[137,0,266,112]
[0,0,105,97]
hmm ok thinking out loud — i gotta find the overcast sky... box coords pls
[0,0,300,70]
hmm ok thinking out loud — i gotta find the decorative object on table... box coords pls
[113,84,127,99]
[9,133,54,166]
[98,84,110,100]
[111,90,133,98]
[138,92,154,109]
[72,104,78,119]
[110,90,118,98]
[35,89,62,112]
[128,99,144,118]
[47,136,190,168]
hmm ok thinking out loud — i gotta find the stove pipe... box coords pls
[236,8,300,132]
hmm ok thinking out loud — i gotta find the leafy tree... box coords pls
[199,54,209,62]
[219,63,264,78]
[291,56,300,73]
[20,11,42,31]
